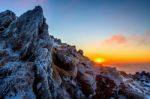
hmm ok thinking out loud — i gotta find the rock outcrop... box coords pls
[0,6,149,99]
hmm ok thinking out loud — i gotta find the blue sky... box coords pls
[0,0,150,63]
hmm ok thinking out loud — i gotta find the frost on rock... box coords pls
[0,6,149,99]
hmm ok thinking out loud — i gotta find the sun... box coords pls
[93,57,106,64]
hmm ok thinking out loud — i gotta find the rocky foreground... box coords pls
[0,6,150,99]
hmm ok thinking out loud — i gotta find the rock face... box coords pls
[0,6,149,99]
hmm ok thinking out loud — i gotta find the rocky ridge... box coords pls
[0,6,149,99]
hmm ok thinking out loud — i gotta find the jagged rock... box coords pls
[0,6,54,99]
[0,6,149,99]
[52,45,78,74]
[0,10,16,34]
[93,75,117,99]
[78,49,83,55]
[133,72,150,97]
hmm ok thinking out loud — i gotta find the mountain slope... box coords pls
[0,6,149,99]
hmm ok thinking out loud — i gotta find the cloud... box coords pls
[101,30,150,47]
[102,34,128,45]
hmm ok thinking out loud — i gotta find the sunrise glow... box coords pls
[93,58,106,64]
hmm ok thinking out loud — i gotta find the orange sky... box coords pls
[78,33,150,64]
[85,49,150,65]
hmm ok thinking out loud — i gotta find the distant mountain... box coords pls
[0,6,149,99]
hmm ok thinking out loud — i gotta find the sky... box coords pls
[0,0,150,64]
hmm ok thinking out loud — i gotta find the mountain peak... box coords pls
[34,5,43,12]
